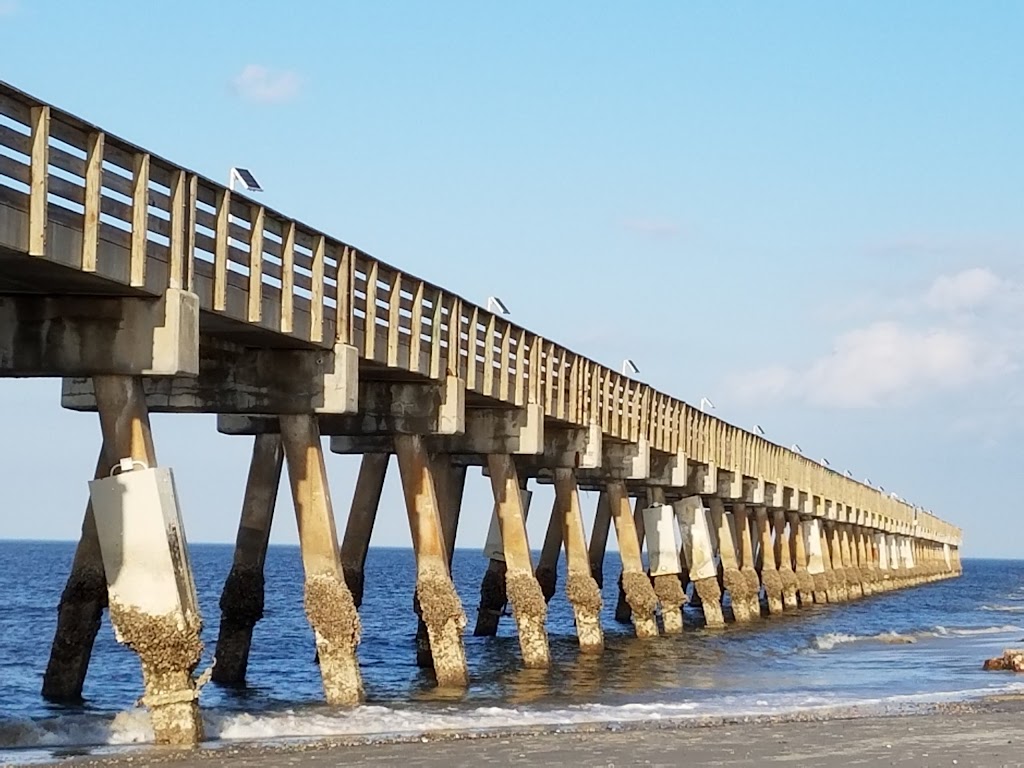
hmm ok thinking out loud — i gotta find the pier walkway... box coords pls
[0,80,962,745]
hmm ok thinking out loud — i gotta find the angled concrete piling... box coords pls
[395,435,468,688]
[213,434,283,687]
[553,469,604,652]
[607,480,659,638]
[281,415,364,706]
[487,455,550,669]
[42,452,108,703]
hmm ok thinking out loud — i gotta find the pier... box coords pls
[0,79,962,746]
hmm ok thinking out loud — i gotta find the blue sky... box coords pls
[1,1,1021,556]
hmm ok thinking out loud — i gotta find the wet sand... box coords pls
[22,696,1024,768]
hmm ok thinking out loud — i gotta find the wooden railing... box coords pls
[0,81,960,546]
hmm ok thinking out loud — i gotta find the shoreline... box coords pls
[15,693,1024,768]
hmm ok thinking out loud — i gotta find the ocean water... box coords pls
[1,542,1022,764]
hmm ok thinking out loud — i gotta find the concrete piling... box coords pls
[755,507,784,614]
[487,455,550,669]
[734,504,762,619]
[607,480,659,638]
[678,496,725,628]
[841,525,863,598]
[804,518,829,604]
[473,474,530,637]
[394,435,468,688]
[212,434,283,687]
[788,513,815,606]
[553,469,604,652]
[644,489,686,634]
[281,414,364,706]
[712,499,751,622]
[92,376,204,746]
[588,492,612,588]
[414,453,466,667]
[339,453,389,608]
[42,452,108,703]
[774,510,799,609]
[535,497,563,604]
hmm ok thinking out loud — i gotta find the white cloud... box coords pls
[924,267,1005,312]
[230,65,301,105]
[727,267,1020,409]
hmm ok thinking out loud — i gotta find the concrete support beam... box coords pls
[711,499,752,622]
[212,434,283,687]
[42,450,108,703]
[643,499,686,633]
[607,479,659,638]
[754,507,784,614]
[841,525,863,598]
[222,378,463,437]
[773,510,798,608]
[90,376,204,745]
[474,480,531,637]
[552,468,604,652]
[535,497,563,603]
[804,517,828,603]
[819,520,841,603]
[613,497,647,624]
[487,455,550,668]
[281,415,363,704]
[394,435,468,687]
[734,505,762,619]
[829,523,850,600]
[1,289,199,377]
[676,496,724,627]
[857,527,875,595]
[414,454,466,668]
[63,340,358,414]
[788,513,815,605]
[339,454,390,608]
[588,492,612,588]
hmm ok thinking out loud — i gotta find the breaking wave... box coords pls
[811,624,1024,650]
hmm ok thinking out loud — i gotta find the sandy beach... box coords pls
[19,695,1022,768]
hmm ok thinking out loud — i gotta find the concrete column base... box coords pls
[795,568,816,605]
[812,573,829,604]
[565,571,604,652]
[779,567,799,608]
[694,577,725,627]
[723,568,753,621]
[212,564,264,686]
[505,569,550,668]
[760,568,785,614]
[304,574,362,704]
[42,493,107,703]
[621,572,660,637]
[742,566,762,617]
[652,574,687,633]
[416,563,469,687]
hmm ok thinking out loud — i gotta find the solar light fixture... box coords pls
[821,457,830,467]
[621,358,640,375]
[487,296,510,315]
[753,424,765,436]
[229,167,263,193]
[699,397,715,412]
[791,443,802,453]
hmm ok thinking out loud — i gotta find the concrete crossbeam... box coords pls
[61,341,358,414]
[0,289,199,377]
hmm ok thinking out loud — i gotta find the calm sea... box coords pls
[1,542,1022,764]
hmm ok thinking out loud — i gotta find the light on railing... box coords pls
[699,396,715,412]
[621,358,639,375]
[821,457,830,467]
[753,424,765,436]
[229,167,263,193]
[487,296,509,315]
[791,443,802,453]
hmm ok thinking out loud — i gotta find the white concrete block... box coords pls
[675,496,716,581]
[642,503,681,577]
[89,465,198,624]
